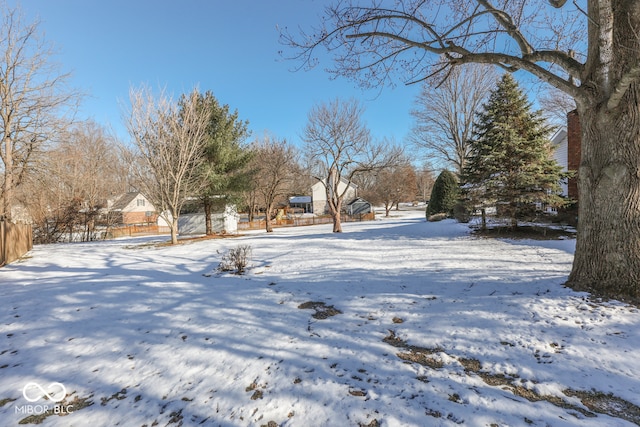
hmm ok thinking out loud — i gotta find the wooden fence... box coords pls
[238,212,375,231]
[0,221,33,266]
[107,224,171,238]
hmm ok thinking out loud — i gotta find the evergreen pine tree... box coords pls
[461,74,567,228]
[190,91,253,235]
[427,170,459,217]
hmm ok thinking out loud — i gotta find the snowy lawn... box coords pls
[1,208,639,427]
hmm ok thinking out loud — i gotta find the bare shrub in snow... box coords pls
[218,244,252,274]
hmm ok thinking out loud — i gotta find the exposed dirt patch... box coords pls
[100,388,127,406]
[246,382,266,400]
[565,389,640,425]
[0,397,16,407]
[472,225,576,240]
[397,351,444,369]
[383,332,640,424]
[458,357,482,373]
[298,301,342,319]
[382,330,406,348]
[124,233,243,250]
[18,394,93,425]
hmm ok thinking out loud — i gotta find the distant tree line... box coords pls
[0,4,429,244]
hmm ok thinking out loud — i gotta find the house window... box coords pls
[137,199,145,207]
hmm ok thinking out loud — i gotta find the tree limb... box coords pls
[476,0,532,55]
[607,65,640,110]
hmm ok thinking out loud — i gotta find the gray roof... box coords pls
[111,192,141,211]
[289,196,312,204]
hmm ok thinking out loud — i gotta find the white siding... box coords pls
[551,128,569,196]
[311,179,357,214]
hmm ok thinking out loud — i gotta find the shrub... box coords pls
[453,202,471,223]
[218,244,252,274]
[427,213,448,222]
[426,170,459,217]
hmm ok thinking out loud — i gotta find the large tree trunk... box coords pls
[329,198,343,232]
[170,217,179,245]
[566,2,640,301]
[203,198,213,235]
[567,101,640,300]
[265,205,274,233]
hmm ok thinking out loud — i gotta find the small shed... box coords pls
[289,196,313,213]
[178,205,239,235]
[346,197,372,215]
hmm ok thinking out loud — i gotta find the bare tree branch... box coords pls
[0,3,80,221]
[410,63,498,175]
[123,86,211,244]
[281,0,586,101]
[303,98,379,232]
[248,134,298,232]
[607,65,640,110]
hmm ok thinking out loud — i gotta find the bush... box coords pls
[426,170,459,217]
[427,213,449,222]
[453,202,471,223]
[218,244,252,274]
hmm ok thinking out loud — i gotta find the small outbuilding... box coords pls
[288,196,313,214]
[345,197,372,215]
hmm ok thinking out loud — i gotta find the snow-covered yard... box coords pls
[1,208,639,426]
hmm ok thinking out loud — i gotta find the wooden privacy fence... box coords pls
[238,212,375,231]
[0,221,33,266]
[107,224,171,238]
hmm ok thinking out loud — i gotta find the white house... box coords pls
[311,178,358,214]
[550,127,569,197]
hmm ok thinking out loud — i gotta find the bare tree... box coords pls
[416,164,436,203]
[410,64,498,175]
[249,134,298,232]
[538,87,577,126]
[303,98,400,232]
[59,121,127,240]
[284,0,640,301]
[0,3,79,221]
[363,160,418,217]
[21,120,125,242]
[124,86,212,245]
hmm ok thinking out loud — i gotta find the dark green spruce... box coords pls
[461,74,568,228]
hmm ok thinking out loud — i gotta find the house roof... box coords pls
[347,197,370,206]
[311,177,359,190]
[111,192,142,211]
[551,127,567,145]
[289,196,312,204]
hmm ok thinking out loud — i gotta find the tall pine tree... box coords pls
[189,91,253,235]
[461,74,566,228]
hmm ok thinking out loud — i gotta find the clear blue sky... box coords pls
[9,0,421,146]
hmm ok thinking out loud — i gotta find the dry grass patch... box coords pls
[298,301,342,319]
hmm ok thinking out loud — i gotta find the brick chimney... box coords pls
[567,110,581,201]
